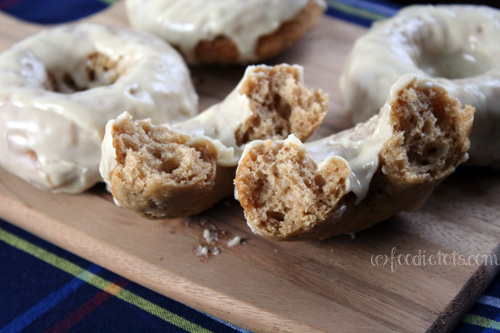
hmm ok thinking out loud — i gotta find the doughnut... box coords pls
[340,5,500,167]
[0,23,198,193]
[235,74,474,240]
[125,0,326,65]
[100,64,328,218]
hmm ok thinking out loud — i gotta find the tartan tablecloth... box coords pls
[0,0,499,332]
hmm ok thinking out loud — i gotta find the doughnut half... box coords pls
[235,74,474,240]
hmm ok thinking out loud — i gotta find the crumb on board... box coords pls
[194,244,221,258]
[203,228,218,244]
[188,217,247,261]
[227,236,242,247]
[195,244,209,257]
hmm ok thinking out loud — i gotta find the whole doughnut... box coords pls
[340,5,500,167]
[125,0,326,65]
[0,23,198,193]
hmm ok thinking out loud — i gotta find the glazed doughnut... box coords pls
[100,64,328,218]
[125,0,326,65]
[340,5,500,167]
[0,23,198,193]
[235,74,474,240]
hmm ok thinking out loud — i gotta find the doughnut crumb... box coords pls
[109,114,219,218]
[235,64,327,145]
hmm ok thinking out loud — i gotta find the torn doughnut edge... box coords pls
[235,64,327,145]
[235,77,474,240]
[109,65,328,218]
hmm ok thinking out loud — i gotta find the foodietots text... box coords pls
[371,247,499,272]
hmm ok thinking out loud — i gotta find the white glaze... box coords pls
[125,0,324,64]
[308,107,392,203]
[340,5,500,167]
[174,65,257,166]
[0,23,198,193]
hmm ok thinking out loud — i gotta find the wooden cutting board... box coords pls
[1,3,499,332]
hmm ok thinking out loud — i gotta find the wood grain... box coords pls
[0,3,499,332]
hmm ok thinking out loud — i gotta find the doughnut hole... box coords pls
[45,52,125,93]
[418,50,490,80]
[410,23,491,79]
[234,64,327,146]
[380,79,474,183]
[110,117,218,218]
[235,139,350,239]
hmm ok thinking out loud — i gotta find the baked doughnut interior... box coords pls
[236,139,350,238]
[235,65,327,145]
[381,82,473,183]
[110,117,218,218]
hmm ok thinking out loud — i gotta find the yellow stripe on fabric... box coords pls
[327,0,387,21]
[462,314,500,330]
[113,288,201,328]
[0,227,213,333]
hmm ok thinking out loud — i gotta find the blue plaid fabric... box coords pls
[0,220,248,332]
[0,0,115,24]
[0,1,498,332]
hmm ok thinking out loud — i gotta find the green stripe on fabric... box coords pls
[327,0,388,21]
[98,0,119,5]
[0,227,213,333]
[462,314,500,330]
